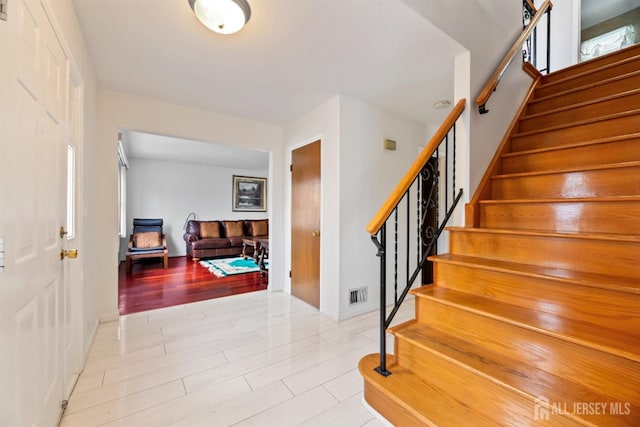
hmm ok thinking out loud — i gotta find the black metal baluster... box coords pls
[406,188,410,300]
[453,124,457,195]
[371,110,465,377]
[374,224,390,376]
[394,208,398,304]
[546,8,551,73]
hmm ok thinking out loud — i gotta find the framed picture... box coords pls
[232,175,267,212]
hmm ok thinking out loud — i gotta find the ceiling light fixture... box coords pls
[188,0,251,35]
[433,100,451,110]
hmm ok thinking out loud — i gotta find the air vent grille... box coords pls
[349,287,368,305]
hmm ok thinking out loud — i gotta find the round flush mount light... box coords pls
[188,0,251,35]
[433,100,451,110]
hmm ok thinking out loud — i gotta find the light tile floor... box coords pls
[61,290,414,426]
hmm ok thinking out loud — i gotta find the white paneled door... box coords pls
[0,0,74,425]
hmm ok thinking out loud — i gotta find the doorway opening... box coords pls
[117,130,271,315]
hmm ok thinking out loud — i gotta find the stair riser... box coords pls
[479,200,640,234]
[518,91,640,133]
[448,229,640,279]
[528,73,640,114]
[432,261,640,332]
[491,166,640,199]
[536,59,640,97]
[502,137,640,173]
[540,45,640,84]
[414,296,640,405]
[362,382,430,427]
[511,113,640,152]
[393,339,579,426]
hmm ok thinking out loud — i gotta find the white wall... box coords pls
[403,0,581,198]
[283,96,341,319]
[537,0,581,71]
[283,95,428,321]
[125,158,268,257]
[97,90,284,321]
[338,97,428,319]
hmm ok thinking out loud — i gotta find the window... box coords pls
[67,143,75,238]
[581,25,635,62]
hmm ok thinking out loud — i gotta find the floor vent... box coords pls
[349,287,368,305]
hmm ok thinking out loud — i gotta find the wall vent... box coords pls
[349,287,368,305]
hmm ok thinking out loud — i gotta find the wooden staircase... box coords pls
[359,44,640,426]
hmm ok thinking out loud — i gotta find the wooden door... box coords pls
[291,140,321,308]
[0,1,70,425]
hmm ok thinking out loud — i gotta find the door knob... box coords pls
[60,249,78,260]
[312,230,320,237]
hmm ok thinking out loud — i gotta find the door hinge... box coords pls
[61,399,69,411]
[289,164,292,172]
[289,270,292,278]
[0,0,7,21]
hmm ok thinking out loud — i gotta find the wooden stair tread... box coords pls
[391,320,640,423]
[540,44,640,82]
[362,44,640,426]
[491,160,640,180]
[446,226,640,244]
[510,109,640,139]
[503,133,640,158]
[522,88,640,121]
[429,253,640,295]
[531,69,640,105]
[538,52,640,89]
[411,287,640,362]
[359,353,498,426]
[476,197,640,234]
[479,195,640,204]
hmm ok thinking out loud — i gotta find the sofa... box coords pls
[183,219,268,260]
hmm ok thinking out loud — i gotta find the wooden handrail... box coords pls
[475,0,552,113]
[366,98,466,235]
[524,0,537,14]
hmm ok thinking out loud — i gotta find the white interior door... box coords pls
[0,0,70,425]
[62,77,83,398]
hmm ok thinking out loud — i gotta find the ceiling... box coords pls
[72,0,464,128]
[120,130,269,169]
[74,1,640,167]
[581,0,639,29]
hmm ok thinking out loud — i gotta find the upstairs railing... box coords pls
[367,99,466,376]
[476,0,553,114]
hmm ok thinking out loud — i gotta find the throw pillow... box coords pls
[135,231,161,248]
[224,220,244,237]
[200,222,220,238]
[251,220,268,236]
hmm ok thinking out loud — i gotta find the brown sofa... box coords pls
[183,219,268,260]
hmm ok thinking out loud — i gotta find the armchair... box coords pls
[125,218,168,274]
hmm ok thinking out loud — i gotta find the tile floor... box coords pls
[61,290,414,426]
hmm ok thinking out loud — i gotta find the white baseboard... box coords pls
[99,311,119,323]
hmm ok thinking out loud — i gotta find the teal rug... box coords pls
[199,256,267,277]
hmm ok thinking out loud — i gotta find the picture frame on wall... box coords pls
[232,175,267,212]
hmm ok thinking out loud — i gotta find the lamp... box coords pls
[188,0,251,35]
[183,212,197,229]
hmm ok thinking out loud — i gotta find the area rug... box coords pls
[199,256,267,277]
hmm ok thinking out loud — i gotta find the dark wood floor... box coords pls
[118,256,269,315]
